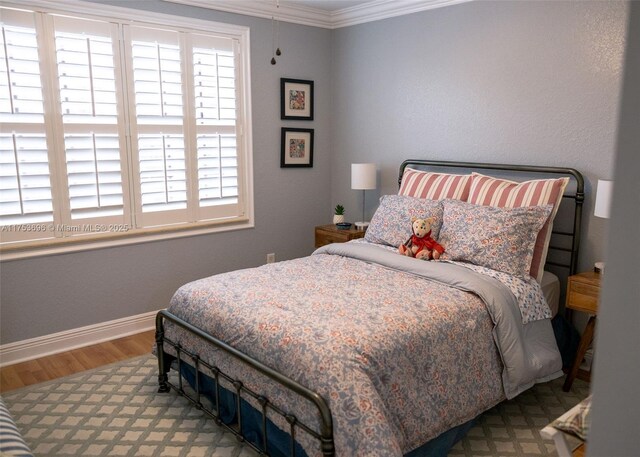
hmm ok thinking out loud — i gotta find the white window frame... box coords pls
[0,0,254,261]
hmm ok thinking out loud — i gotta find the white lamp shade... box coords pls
[594,179,613,219]
[351,163,377,190]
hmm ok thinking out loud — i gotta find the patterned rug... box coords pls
[2,354,589,456]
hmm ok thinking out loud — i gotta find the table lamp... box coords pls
[351,163,377,230]
[593,179,613,273]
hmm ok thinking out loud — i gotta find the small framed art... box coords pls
[281,128,314,168]
[281,78,314,120]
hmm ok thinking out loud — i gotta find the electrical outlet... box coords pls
[266,253,276,264]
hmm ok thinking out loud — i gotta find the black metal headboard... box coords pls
[398,159,584,276]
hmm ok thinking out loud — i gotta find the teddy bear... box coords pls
[398,216,445,260]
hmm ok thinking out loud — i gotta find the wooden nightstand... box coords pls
[563,271,601,392]
[315,224,366,248]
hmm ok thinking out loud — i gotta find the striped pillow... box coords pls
[468,172,569,282]
[399,168,472,201]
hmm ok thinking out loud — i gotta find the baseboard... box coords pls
[0,310,159,368]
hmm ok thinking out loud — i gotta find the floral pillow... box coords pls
[438,199,553,277]
[468,173,569,282]
[365,195,444,247]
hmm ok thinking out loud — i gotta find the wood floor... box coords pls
[0,330,155,393]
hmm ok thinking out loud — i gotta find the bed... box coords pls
[155,159,584,456]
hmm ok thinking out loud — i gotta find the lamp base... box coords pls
[354,221,370,230]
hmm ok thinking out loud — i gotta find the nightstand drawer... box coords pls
[567,291,598,313]
[316,232,345,247]
[568,282,599,313]
[571,281,599,298]
[315,225,366,248]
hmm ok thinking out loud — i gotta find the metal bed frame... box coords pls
[156,310,334,456]
[156,159,584,457]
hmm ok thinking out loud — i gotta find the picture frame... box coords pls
[281,128,314,168]
[280,78,314,120]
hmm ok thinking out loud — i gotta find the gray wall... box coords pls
[589,2,639,454]
[0,1,333,344]
[0,1,630,345]
[331,0,628,274]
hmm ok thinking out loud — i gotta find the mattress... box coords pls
[541,271,560,317]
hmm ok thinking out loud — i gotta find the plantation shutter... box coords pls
[126,25,188,227]
[0,9,55,242]
[1,4,252,250]
[191,33,242,221]
[0,134,52,223]
[51,15,129,226]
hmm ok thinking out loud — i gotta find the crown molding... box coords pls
[330,0,473,28]
[167,0,335,28]
[7,0,250,36]
[166,0,473,29]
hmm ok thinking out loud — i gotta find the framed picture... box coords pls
[281,78,314,120]
[281,128,314,168]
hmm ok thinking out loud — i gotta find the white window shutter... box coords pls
[1,5,252,249]
[0,133,53,223]
[191,34,241,220]
[52,16,126,225]
[0,9,55,240]
[127,26,188,225]
[137,133,187,212]
[63,133,124,219]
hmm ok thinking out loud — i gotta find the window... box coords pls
[0,3,253,253]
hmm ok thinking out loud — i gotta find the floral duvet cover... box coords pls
[164,241,562,456]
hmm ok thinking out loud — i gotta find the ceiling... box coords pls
[168,0,471,29]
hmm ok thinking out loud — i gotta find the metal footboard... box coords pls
[155,310,335,457]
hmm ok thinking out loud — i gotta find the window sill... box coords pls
[0,218,254,262]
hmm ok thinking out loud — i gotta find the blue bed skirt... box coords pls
[179,362,475,457]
